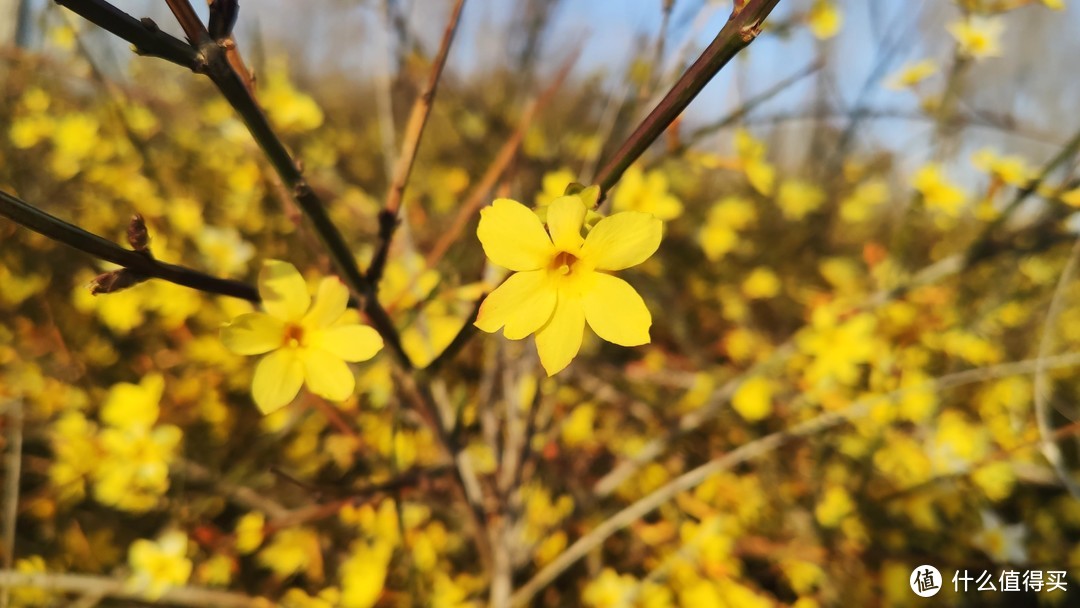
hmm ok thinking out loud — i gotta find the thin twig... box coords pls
[593,0,783,201]
[1033,238,1080,498]
[0,571,262,607]
[176,460,290,520]
[368,0,467,287]
[513,352,1080,605]
[1,400,23,608]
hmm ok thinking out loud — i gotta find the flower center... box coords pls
[551,251,579,276]
[283,324,305,348]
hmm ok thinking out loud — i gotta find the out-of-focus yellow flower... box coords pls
[839,179,889,223]
[731,376,775,422]
[221,260,384,413]
[11,556,52,606]
[195,554,235,587]
[885,59,938,90]
[698,196,757,261]
[258,527,324,580]
[561,402,596,446]
[807,0,843,40]
[738,268,781,302]
[1042,0,1065,9]
[127,530,193,600]
[535,168,577,208]
[339,539,394,608]
[947,16,1004,59]
[235,512,266,554]
[582,568,637,608]
[475,196,661,375]
[100,373,164,431]
[815,486,855,527]
[261,61,325,132]
[612,165,684,220]
[196,226,256,275]
[971,148,1035,187]
[777,179,826,220]
[913,163,966,216]
[735,129,776,195]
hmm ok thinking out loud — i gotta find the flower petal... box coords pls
[259,260,311,321]
[546,195,586,252]
[477,198,553,271]
[221,312,286,355]
[582,274,652,346]
[580,212,662,270]
[303,277,349,329]
[300,348,356,401]
[475,270,556,339]
[309,324,384,362]
[535,293,585,376]
[252,349,304,414]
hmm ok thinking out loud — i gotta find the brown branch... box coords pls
[162,0,211,46]
[0,190,259,302]
[0,571,262,608]
[593,0,783,201]
[368,0,467,287]
[52,0,199,69]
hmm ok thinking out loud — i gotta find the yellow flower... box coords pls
[947,16,1004,59]
[100,374,164,431]
[912,163,966,216]
[885,59,938,90]
[127,530,193,600]
[815,486,855,527]
[235,512,266,554]
[777,179,826,220]
[807,0,843,40]
[221,260,384,414]
[971,148,1034,187]
[731,376,775,422]
[258,527,324,580]
[741,267,781,299]
[612,165,684,220]
[1042,0,1065,9]
[735,129,776,195]
[475,196,662,375]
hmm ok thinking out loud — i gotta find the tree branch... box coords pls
[593,0,783,200]
[368,0,467,287]
[0,190,259,302]
[52,0,199,69]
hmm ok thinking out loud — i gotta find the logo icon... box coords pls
[910,565,942,597]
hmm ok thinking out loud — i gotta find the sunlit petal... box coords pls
[475,270,557,339]
[303,277,350,329]
[546,195,586,252]
[582,274,651,346]
[309,325,384,362]
[535,293,585,376]
[258,260,311,321]
[252,349,304,414]
[220,312,285,355]
[580,212,662,270]
[300,348,356,401]
[477,198,554,271]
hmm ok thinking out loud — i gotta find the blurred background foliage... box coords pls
[3,0,1080,606]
